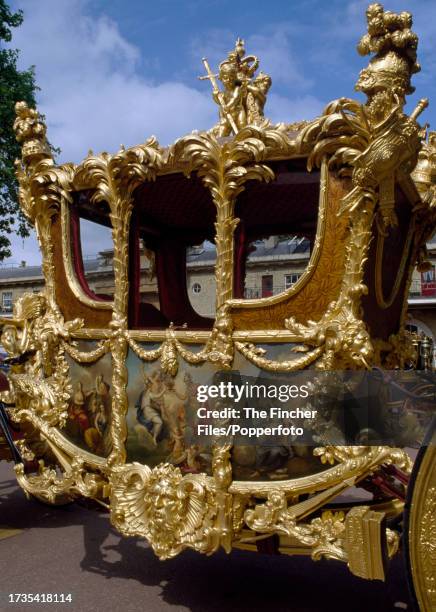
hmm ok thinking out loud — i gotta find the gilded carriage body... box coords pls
[1,4,436,610]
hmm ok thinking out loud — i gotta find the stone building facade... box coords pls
[186,236,311,316]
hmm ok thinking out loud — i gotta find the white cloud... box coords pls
[247,28,313,90]
[11,0,216,162]
[6,0,324,266]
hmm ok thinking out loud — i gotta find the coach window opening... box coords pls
[69,196,114,303]
[233,159,319,301]
[128,173,217,330]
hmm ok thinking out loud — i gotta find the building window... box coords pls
[2,292,12,312]
[261,275,273,297]
[192,283,202,294]
[421,266,436,297]
[285,273,301,289]
[421,267,435,283]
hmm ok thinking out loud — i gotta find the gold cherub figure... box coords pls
[199,38,271,137]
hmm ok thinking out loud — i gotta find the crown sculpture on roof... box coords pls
[199,37,271,136]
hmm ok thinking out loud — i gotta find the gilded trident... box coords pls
[198,57,239,134]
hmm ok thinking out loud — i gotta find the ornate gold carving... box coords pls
[62,339,110,364]
[74,137,163,320]
[15,161,74,314]
[383,329,418,369]
[412,131,436,196]
[127,318,232,376]
[14,457,104,506]
[6,5,431,578]
[110,463,214,559]
[106,319,128,465]
[0,293,111,501]
[199,38,271,136]
[73,138,164,464]
[233,451,404,565]
[243,493,347,562]
[285,280,374,370]
[234,341,323,371]
[110,445,233,559]
[14,101,51,161]
[11,409,107,471]
[170,127,286,309]
[345,506,397,581]
[230,445,412,497]
[2,293,82,428]
[357,4,420,98]
[419,487,436,605]
[164,126,292,369]
[314,444,412,472]
[14,103,77,323]
[287,4,426,369]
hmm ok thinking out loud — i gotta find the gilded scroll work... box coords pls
[0,293,82,428]
[279,3,427,371]
[220,6,429,370]
[11,93,429,375]
[73,138,164,320]
[73,139,164,465]
[14,102,74,315]
[108,440,409,563]
[110,444,233,559]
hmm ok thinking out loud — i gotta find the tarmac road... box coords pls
[0,461,413,612]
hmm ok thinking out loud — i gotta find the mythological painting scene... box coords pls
[125,347,331,480]
[64,350,112,457]
[125,348,432,480]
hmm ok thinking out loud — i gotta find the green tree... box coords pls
[0,0,37,259]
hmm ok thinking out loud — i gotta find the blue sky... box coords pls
[6,0,436,265]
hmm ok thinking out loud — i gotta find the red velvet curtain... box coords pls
[155,239,213,328]
[233,221,247,298]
